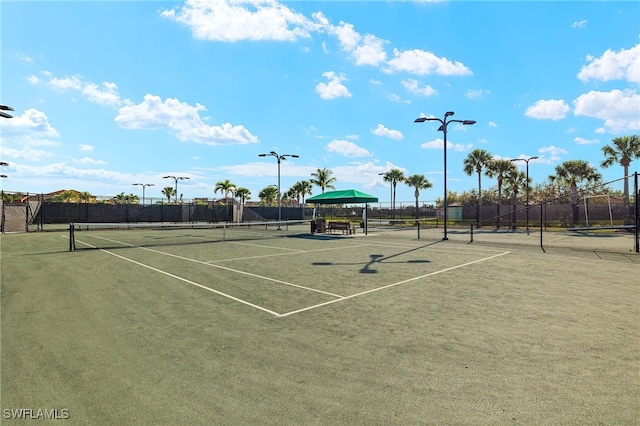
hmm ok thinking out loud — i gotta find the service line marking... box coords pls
[74,239,282,316]
[84,234,344,298]
[277,251,511,318]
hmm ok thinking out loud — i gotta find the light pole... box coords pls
[510,156,538,235]
[259,151,299,229]
[133,183,155,205]
[415,111,475,240]
[163,176,189,203]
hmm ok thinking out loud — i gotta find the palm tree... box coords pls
[404,174,432,220]
[601,134,640,223]
[235,187,251,208]
[214,179,237,202]
[161,186,176,204]
[114,192,128,204]
[78,191,94,203]
[486,159,517,228]
[215,180,237,222]
[234,187,251,222]
[463,149,493,225]
[299,180,313,207]
[549,160,602,226]
[383,168,405,219]
[310,168,336,194]
[259,186,277,206]
[504,169,530,230]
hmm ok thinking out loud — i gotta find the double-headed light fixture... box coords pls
[259,151,299,229]
[163,175,189,203]
[133,183,155,205]
[510,156,538,234]
[415,111,475,240]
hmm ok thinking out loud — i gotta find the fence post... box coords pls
[540,203,544,251]
[635,172,639,253]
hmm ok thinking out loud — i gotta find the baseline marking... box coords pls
[277,251,510,318]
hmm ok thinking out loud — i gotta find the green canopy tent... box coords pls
[306,189,378,235]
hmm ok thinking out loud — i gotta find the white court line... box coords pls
[74,239,282,316]
[227,240,304,252]
[363,239,509,254]
[84,234,344,298]
[210,243,372,263]
[277,251,510,318]
[548,235,569,242]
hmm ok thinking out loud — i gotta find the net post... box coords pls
[469,222,474,243]
[417,220,420,240]
[69,223,75,251]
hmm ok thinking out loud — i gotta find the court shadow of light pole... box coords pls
[312,245,433,274]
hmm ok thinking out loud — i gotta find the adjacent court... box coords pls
[1,225,638,424]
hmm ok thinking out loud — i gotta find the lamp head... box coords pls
[414,117,427,123]
[258,153,266,157]
[445,111,455,117]
[462,120,476,125]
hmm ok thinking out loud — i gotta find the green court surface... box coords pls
[1,229,638,424]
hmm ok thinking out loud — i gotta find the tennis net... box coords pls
[68,220,313,251]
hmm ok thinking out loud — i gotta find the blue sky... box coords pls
[1,0,639,204]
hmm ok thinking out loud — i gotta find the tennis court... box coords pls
[1,224,638,424]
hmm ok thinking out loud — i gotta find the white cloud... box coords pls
[74,157,107,165]
[315,71,352,100]
[82,81,122,107]
[573,137,599,145]
[538,145,569,162]
[160,0,320,42]
[571,20,587,29]
[573,89,640,133]
[331,21,360,51]
[488,121,498,127]
[327,20,388,66]
[466,89,490,100]
[49,75,83,91]
[352,34,387,66]
[25,75,40,85]
[326,139,372,157]
[401,79,437,97]
[525,99,570,120]
[115,94,259,145]
[370,124,403,140]
[385,48,473,76]
[578,43,640,84]
[79,144,94,151]
[421,138,472,152]
[0,146,54,162]
[37,72,128,107]
[0,108,59,139]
